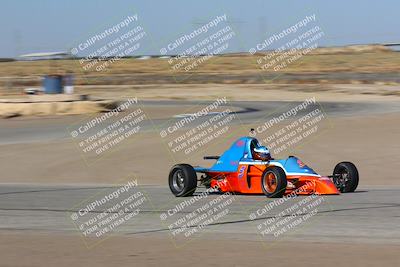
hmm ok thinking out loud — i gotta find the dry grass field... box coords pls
[0,46,399,96]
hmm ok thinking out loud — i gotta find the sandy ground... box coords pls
[73,83,400,101]
[1,231,399,267]
[0,112,398,186]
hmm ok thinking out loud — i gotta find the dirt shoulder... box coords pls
[0,112,398,186]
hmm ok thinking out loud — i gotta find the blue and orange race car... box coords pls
[168,136,359,198]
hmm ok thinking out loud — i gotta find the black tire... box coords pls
[333,162,359,193]
[261,167,287,198]
[168,164,197,197]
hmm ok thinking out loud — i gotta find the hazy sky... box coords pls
[0,0,399,57]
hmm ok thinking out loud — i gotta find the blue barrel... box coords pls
[43,75,63,94]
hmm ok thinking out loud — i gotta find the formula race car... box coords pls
[168,136,359,198]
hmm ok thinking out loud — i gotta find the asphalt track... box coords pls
[1,100,400,145]
[0,184,399,244]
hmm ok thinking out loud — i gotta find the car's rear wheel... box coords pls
[333,162,359,193]
[169,164,197,197]
[261,167,287,198]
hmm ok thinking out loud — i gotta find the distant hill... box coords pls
[0,58,15,62]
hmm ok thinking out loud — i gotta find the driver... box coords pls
[252,146,272,161]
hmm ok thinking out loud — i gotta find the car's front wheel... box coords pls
[168,164,197,197]
[261,167,287,198]
[333,161,359,193]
